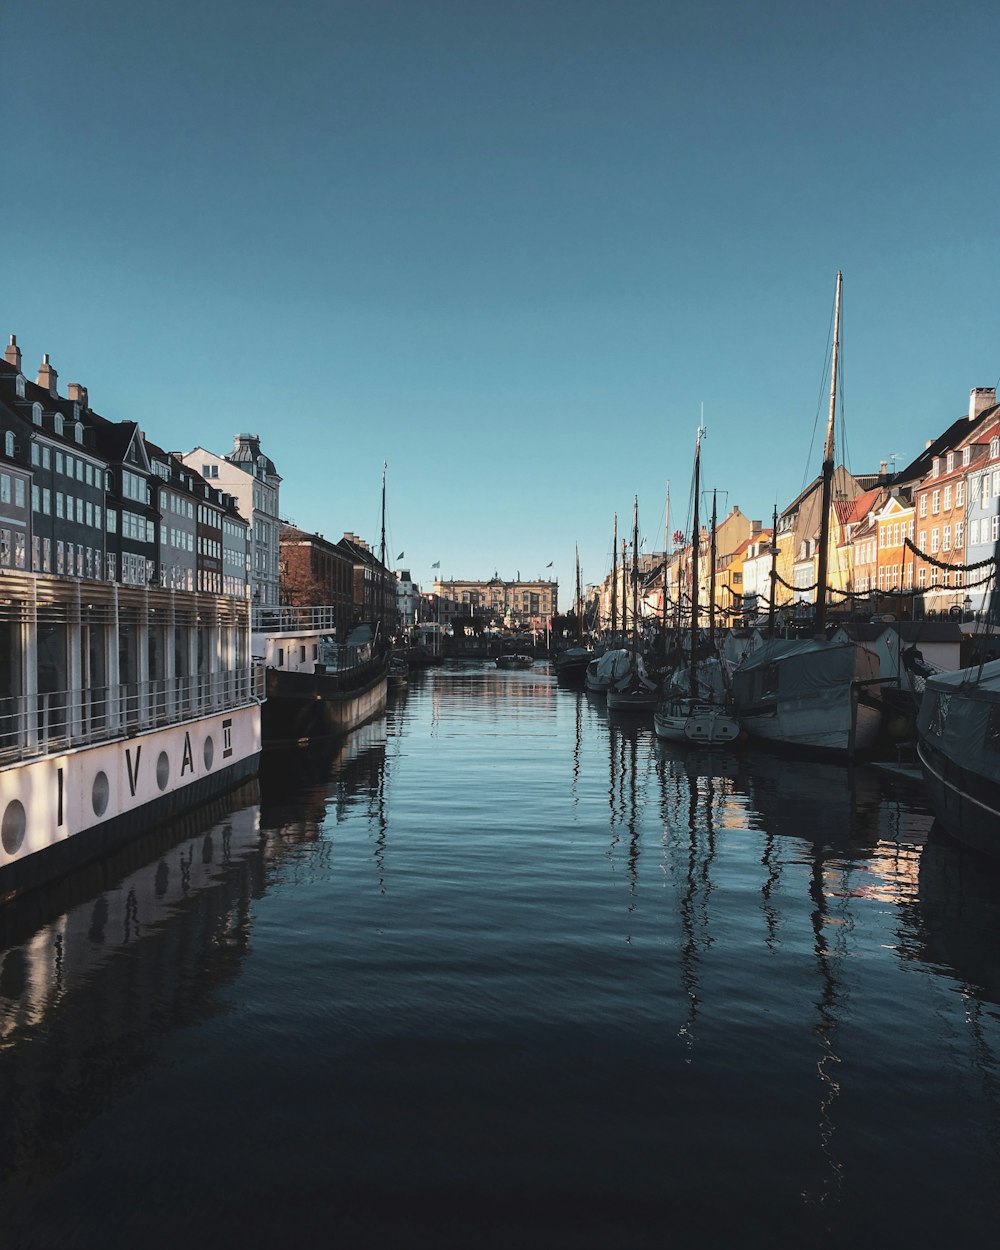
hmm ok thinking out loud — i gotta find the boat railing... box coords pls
[0,665,266,764]
[252,605,338,634]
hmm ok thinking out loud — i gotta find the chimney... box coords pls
[971,387,997,421]
[5,335,21,370]
[36,354,58,396]
[879,460,887,475]
[67,382,89,409]
[750,520,762,536]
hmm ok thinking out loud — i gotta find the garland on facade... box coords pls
[903,537,998,573]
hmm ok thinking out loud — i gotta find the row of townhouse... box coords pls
[0,337,255,597]
[1,335,401,655]
[602,385,1000,632]
[729,386,1000,625]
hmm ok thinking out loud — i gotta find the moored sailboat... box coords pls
[729,272,881,756]
[607,498,658,713]
[916,659,1000,857]
[654,427,740,744]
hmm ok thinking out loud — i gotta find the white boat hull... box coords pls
[1,704,261,900]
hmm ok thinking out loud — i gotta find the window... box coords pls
[931,490,941,514]
[32,403,42,426]
[0,473,8,504]
[42,488,51,515]
[943,485,952,510]
[993,515,1000,543]
[918,567,926,588]
[956,481,965,507]
[992,436,1000,459]
[972,474,981,499]
[31,485,39,512]
[971,519,980,544]
[932,457,940,476]
[943,525,951,551]
[955,521,964,548]
[3,431,12,457]
[963,446,972,466]
[947,453,955,472]
[931,528,940,553]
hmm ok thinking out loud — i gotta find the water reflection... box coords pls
[2,667,1000,1245]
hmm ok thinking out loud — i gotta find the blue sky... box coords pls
[5,0,999,601]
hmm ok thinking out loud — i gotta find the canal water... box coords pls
[2,662,1000,1248]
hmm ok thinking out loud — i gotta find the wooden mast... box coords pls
[575,546,583,644]
[815,271,841,635]
[767,502,779,637]
[631,496,640,673]
[661,482,670,648]
[611,513,618,640]
[690,428,702,697]
[708,487,718,651]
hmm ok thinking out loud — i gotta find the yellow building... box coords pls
[433,575,558,627]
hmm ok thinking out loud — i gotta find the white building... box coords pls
[181,434,281,607]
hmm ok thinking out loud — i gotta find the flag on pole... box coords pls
[432,561,440,568]
[396,551,404,560]
[545,561,553,568]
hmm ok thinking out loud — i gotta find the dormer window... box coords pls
[32,403,42,426]
[991,437,999,459]
[963,446,972,466]
[931,456,940,476]
[15,375,25,398]
[4,431,13,457]
[74,424,83,445]
[946,452,955,472]
[54,412,64,436]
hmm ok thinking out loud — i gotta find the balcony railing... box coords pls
[0,665,266,765]
[252,605,338,634]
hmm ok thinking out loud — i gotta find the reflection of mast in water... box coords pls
[626,730,641,916]
[760,830,782,951]
[804,850,847,1209]
[607,719,622,868]
[370,740,389,894]
[677,768,718,1048]
[606,721,652,913]
[571,690,583,809]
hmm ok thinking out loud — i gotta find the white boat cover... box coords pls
[594,649,633,682]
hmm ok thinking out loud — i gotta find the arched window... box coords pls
[32,403,42,426]
[4,431,14,457]
[15,375,25,398]
[74,423,83,444]
[54,412,64,436]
